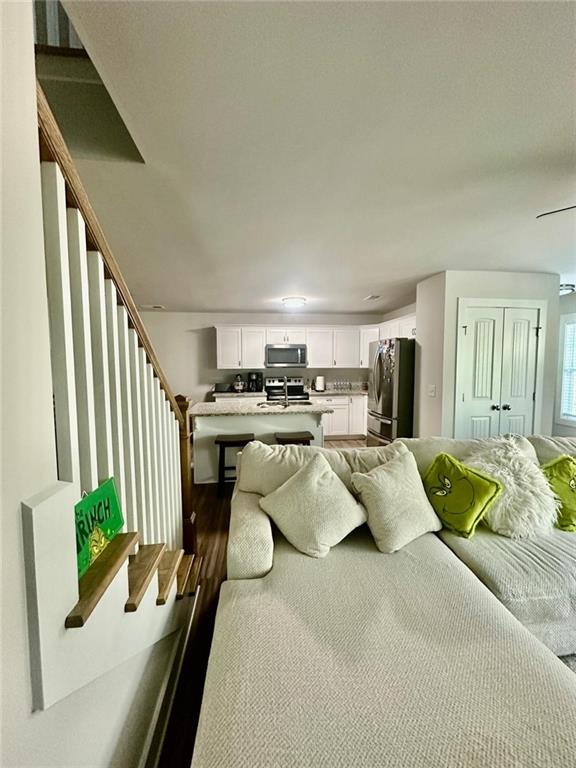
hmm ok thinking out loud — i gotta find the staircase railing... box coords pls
[37,81,195,554]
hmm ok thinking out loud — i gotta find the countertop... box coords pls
[191,401,334,417]
[212,390,368,399]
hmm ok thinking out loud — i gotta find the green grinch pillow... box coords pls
[423,453,502,538]
[541,455,576,532]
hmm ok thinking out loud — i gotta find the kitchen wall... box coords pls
[141,311,381,402]
[554,291,576,437]
[1,6,179,765]
[416,270,560,437]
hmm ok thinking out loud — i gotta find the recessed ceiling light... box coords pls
[559,283,576,296]
[363,294,381,301]
[282,296,307,309]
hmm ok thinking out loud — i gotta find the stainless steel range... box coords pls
[265,377,310,403]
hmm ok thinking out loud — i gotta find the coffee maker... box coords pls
[248,372,263,392]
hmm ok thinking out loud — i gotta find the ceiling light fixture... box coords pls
[282,296,307,309]
[559,283,576,296]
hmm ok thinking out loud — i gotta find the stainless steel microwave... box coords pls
[265,344,308,368]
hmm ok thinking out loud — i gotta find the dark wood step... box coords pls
[186,555,203,596]
[176,554,195,600]
[157,549,184,605]
[125,543,166,613]
[65,532,139,628]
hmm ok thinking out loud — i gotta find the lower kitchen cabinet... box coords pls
[316,395,367,437]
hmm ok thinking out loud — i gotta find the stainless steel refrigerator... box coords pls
[367,338,415,446]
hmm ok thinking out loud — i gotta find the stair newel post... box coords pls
[176,394,197,554]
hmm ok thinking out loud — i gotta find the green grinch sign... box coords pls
[75,478,124,578]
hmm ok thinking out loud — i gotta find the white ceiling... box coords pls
[64,1,576,314]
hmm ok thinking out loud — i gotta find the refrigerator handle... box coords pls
[375,348,383,404]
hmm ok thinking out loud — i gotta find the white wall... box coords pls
[554,292,576,437]
[141,311,381,402]
[1,5,177,765]
[415,270,560,437]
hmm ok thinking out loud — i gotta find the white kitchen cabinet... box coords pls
[333,328,360,368]
[378,320,400,340]
[306,328,334,368]
[317,397,350,436]
[349,395,368,435]
[398,315,417,339]
[216,327,242,369]
[241,327,266,369]
[266,327,307,344]
[359,326,379,368]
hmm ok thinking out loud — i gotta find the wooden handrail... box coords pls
[36,81,183,426]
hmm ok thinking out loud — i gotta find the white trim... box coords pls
[454,298,548,437]
[555,312,576,427]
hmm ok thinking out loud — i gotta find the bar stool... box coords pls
[274,431,314,446]
[214,433,254,495]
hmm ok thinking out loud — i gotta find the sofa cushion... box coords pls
[227,487,274,580]
[422,453,502,537]
[541,455,576,532]
[398,435,538,474]
[528,435,576,464]
[439,527,576,655]
[259,454,366,558]
[351,451,441,553]
[466,441,559,539]
[239,440,408,497]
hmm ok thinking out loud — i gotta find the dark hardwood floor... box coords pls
[158,480,232,768]
[158,439,366,767]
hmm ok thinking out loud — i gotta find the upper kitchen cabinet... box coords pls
[241,327,266,369]
[378,319,400,340]
[266,327,307,344]
[398,315,417,339]
[359,326,379,367]
[216,327,242,369]
[333,328,360,367]
[306,328,334,368]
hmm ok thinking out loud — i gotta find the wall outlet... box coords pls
[427,384,437,398]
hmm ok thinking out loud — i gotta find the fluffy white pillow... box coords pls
[351,451,442,553]
[259,453,366,558]
[465,442,560,538]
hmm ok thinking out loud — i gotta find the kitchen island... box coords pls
[190,401,334,484]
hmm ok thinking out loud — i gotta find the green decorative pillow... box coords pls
[541,455,576,532]
[423,453,502,538]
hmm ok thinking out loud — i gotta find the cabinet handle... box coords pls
[491,404,500,411]
[502,404,511,411]
[334,360,336,366]
[238,360,241,367]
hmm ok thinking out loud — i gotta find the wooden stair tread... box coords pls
[65,532,139,628]
[156,549,184,605]
[176,554,195,600]
[125,543,166,613]
[186,555,203,596]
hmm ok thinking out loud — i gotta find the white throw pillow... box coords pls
[259,453,367,558]
[351,452,442,553]
[239,439,408,496]
[465,442,560,539]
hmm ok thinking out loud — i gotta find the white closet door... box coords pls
[455,307,504,439]
[499,308,539,436]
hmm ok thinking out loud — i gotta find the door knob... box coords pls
[491,404,500,411]
[502,404,511,411]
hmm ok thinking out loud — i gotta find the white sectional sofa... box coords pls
[193,439,576,767]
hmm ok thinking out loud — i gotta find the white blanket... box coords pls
[193,529,576,767]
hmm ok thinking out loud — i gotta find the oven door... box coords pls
[265,344,307,367]
[366,413,396,445]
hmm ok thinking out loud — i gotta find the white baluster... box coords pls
[154,378,167,544]
[146,364,161,543]
[163,398,175,548]
[174,416,183,547]
[87,251,114,485]
[128,329,148,542]
[104,281,127,522]
[138,347,155,542]
[66,209,98,493]
[116,307,138,532]
[41,163,79,484]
